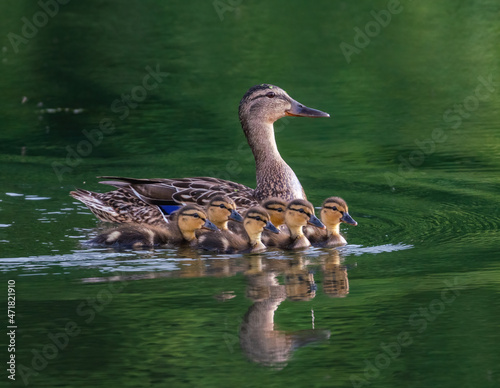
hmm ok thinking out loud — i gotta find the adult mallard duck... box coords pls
[198,206,279,254]
[263,199,325,250]
[305,197,357,247]
[70,84,329,224]
[88,205,217,249]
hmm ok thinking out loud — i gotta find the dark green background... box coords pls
[0,1,499,387]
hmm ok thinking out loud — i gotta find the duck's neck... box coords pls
[215,220,228,231]
[242,118,304,201]
[326,223,341,238]
[288,225,311,248]
[325,223,347,245]
[180,228,197,242]
[247,230,266,252]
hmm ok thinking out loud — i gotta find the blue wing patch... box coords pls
[158,205,182,215]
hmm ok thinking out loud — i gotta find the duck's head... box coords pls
[285,199,325,230]
[206,195,243,229]
[244,206,280,240]
[320,197,357,228]
[176,205,217,240]
[239,84,330,127]
[261,197,288,227]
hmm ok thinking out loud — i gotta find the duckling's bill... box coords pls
[341,212,357,226]
[308,213,326,229]
[264,221,280,234]
[229,209,244,223]
[203,219,218,231]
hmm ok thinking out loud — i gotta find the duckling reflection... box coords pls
[320,250,349,298]
[240,255,330,369]
[284,255,316,301]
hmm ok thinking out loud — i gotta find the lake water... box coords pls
[1,1,499,387]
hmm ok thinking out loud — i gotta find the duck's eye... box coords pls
[276,208,283,213]
[255,216,262,221]
[266,92,276,98]
[193,213,200,218]
[298,208,305,214]
[332,206,338,211]
[219,204,227,209]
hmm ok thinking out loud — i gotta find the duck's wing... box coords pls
[98,176,258,209]
[70,188,167,225]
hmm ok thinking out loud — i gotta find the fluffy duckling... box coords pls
[229,197,287,235]
[305,197,357,247]
[88,205,217,249]
[261,197,288,229]
[205,195,243,230]
[264,199,325,250]
[198,206,279,253]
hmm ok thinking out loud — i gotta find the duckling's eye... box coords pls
[218,204,227,209]
[266,92,276,98]
[298,208,305,214]
[276,208,283,213]
[332,206,338,211]
[255,216,262,221]
[193,213,200,218]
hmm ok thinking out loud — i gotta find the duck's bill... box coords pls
[203,219,218,231]
[341,212,358,226]
[264,221,280,234]
[308,214,326,229]
[229,209,244,223]
[286,99,330,118]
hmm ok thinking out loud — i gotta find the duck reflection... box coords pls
[239,254,330,368]
[321,250,349,298]
[81,249,348,368]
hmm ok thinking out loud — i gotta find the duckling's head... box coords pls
[176,205,217,241]
[206,195,243,229]
[261,197,288,227]
[285,199,325,229]
[244,206,280,240]
[239,84,330,128]
[321,197,357,228]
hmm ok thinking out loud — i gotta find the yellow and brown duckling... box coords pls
[198,206,279,254]
[264,199,325,250]
[229,197,287,235]
[88,205,217,249]
[261,197,288,229]
[305,197,357,247]
[204,195,243,230]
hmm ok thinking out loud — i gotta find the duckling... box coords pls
[198,206,279,254]
[229,197,287,235]
[305,197,357,247]
[261,197,288,229]
[88,205,217,249]
[264,199,325,250]
[205,195,243,230]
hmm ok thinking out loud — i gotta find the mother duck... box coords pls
[71,84,329,224]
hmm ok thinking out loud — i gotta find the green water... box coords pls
[1,1,500,387]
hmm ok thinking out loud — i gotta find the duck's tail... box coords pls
[70,189,122,222]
